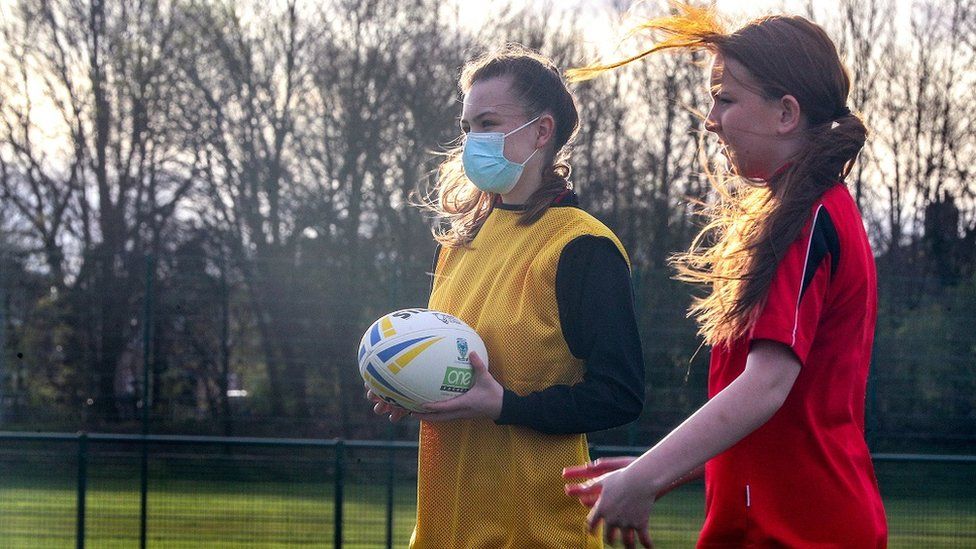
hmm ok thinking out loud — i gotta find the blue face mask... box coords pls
[461,116,541,194]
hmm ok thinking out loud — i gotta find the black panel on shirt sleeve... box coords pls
[495,235,645,434]
[800,208,840,303]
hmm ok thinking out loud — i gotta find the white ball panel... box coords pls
[358,309,488,412]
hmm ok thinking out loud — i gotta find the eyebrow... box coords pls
[462,110,499,123]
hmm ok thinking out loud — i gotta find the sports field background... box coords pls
[1,0,974,546]
[1,436,973,548]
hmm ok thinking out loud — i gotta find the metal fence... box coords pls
[1,432,974,548]
[2,250,975,451]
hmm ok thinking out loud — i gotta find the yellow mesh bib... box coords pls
[411,206,627,549]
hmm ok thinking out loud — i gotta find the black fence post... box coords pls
[76,432,87,549]
[334,440,344,549]
[385,425,395,549]
[139,438,149,549]
[867,356,879,449]
[0,249,6,427]
[140,255,154,549]
[142,255,154,430]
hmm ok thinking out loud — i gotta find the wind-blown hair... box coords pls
[571,3,867,346]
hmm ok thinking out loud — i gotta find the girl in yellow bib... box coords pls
[368,45,645,548]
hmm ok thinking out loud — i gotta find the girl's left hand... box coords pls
[563,456,637,507]
[566,467,656,549]
[413,352,503,422]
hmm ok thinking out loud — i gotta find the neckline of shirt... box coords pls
[493,189,579,211]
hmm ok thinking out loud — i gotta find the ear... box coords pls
[535,113,556,149]
[777,95,803,134]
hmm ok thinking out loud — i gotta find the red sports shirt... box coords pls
[699,183,887,548]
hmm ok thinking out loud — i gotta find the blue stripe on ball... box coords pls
[366,362,410,399]
[369,321,382,346]
[375,336,435,364]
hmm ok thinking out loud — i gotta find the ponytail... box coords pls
[574,4,867,345]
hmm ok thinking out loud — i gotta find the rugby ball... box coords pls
[358,308,488,413]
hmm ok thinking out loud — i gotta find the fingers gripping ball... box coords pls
[357,309,488,413]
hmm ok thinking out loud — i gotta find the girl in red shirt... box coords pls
[564,4,887,548]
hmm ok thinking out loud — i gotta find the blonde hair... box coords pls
[421,45,580,247]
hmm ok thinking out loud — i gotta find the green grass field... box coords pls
[1,482,974,547]
[1,453,974,547]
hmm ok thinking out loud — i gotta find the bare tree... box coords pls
[179,0,312,419]
[870,1,975,265]
[0,0,199,421]
[300,0,469,434]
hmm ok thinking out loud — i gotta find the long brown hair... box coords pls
[423,45,580,247]
[571,4,867,346]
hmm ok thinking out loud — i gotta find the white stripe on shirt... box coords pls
[792,204,824,347]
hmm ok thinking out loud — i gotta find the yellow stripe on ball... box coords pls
[381,317,396,337]
[388,337,444,374]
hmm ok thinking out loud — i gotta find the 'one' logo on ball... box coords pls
[440,367,472,393]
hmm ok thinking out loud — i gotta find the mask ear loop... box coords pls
[505,115,543,166]
[519,146,541,167]
[503,115,541,137]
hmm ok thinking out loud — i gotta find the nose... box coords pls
[704,106,720,134]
